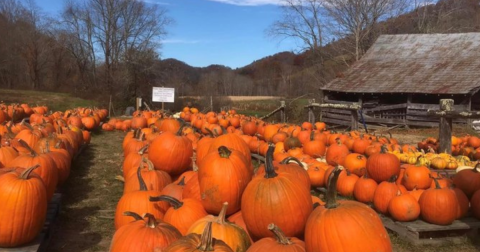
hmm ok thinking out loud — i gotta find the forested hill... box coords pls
[0,0,479,104]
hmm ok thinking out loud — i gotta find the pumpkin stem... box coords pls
[388,175,398,183]
[17,139,37,156]
[309,130,315,141]
[279,156,304,169]
[474,163,480,172]
[197,222,214,251]
[218,146,231,158]
[123,211,143,221]
[133,128,141,139]
[268,223,293,245]
[204,128,216,138]
[335,137,341,145]
[432,176,442,189]
[149,195,183,209]
[136,165,147,191]
[143,213,157,228]
[325,166,343,209]
[380,144,388,154]
[264,144,278,179]
[177,176,186,186]
[138,145,149,155]
[216,202,228,225]
[141,157,155,171]
[19,164,40,179]
[175,121,185,136]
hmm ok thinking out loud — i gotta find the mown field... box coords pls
[2,89,479,251]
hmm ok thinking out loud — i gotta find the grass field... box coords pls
[0,89,99,112]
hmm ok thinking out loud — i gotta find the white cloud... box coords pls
[206,0,285,6]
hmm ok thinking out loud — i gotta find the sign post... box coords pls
[152,87,175,111]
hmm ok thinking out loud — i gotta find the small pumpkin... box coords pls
[246,224,305,252]
[388,192,420,222]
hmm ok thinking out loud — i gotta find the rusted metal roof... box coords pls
[322,33,480,94]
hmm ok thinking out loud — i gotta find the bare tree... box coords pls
[61,0,172,95]
[324,0,408,61]
[267,0,326,63]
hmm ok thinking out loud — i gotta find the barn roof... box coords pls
[322,33,480,94]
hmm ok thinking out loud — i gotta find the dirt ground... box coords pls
[47,127,480,252]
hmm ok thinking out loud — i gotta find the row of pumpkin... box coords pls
[418,135,480,160]
[0,105,105,247]
[108,109,480,252]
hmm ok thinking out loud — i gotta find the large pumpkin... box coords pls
[452,164,480,198]
[418,178,458,225]
[114,167,165,230]
[366,145,400,183]
[388,192,420,222]
[304,167,392,252]
[241,145,313,240]
[402,164,432,190]
[0,166,47,247]
[150,195,208,235]
[148,129,193,176]
[123,158,172,194]
[198,146,251,215]
[109,212,182,252]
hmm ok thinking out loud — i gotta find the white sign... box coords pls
[152,87,175,103]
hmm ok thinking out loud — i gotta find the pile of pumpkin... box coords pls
[0,105,105,248]
[101,106,201,132]
[110,109,480,252]
[418,135,480,160]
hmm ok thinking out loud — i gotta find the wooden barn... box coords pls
[320,33,480,128]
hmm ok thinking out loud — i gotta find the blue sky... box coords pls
[38,0,298,69]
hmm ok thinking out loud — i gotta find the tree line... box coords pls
[0,0,479,107]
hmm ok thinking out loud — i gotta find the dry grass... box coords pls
[49,130,125,252]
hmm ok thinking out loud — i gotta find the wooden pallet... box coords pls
[0,193,62,252]
[381,215,480,246]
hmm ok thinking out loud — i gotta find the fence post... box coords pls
[351,110,359,131]
[438,99,454,154]
[280,101,286,123]
[308,99,315,124]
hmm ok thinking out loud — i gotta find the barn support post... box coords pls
[280,100,286,123]
[438,99,454,154]
[308,99,315,124]
[351,110,359,130]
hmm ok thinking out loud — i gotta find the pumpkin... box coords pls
[336,170,359,197]
[109,212,182,252]
[156,118,181,134]
[149,195,208,235]
[452,164,480,198]
[241,145,313,240]
[302,131,326,158]
[388,192,420,222]
[188,202,251,252]
[306,162,327,188]
[0,166,47,247]
[255,157,311,190]
[182,172,202,201]
[304,167,392,252]
[402,164,432,190]
[418,178,458,225]
[114,167,165,230]
[122,145,149,179]
[9,139,59,202]
[343,153,367,177]
[148,128,193,176]
[227,211,253,243]
[198,146,251,215]
[353,173,378,204]
[165,222,233,252]
[366,145,400,183]
[471,190,480,219]
[207,133,252,166]
[373,176,401,215]
[0,146,18,168]
[352,136,371,155]
[123,158,172,194]
[325,139,349,166]
[246,224,305,252]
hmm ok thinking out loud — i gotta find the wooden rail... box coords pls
[305,100,361,130]
[260,101,286,123]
